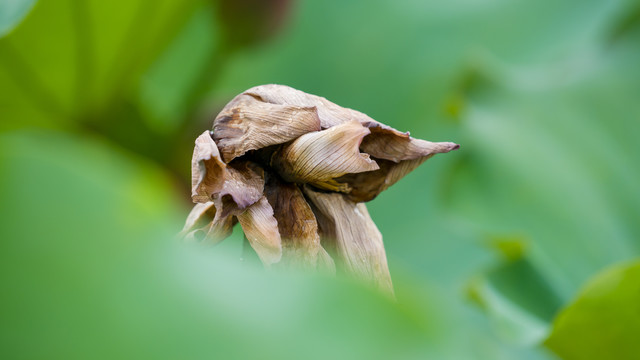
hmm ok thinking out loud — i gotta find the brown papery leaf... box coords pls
[191,131,227,203]
[237,196,283,265]
[213,93,322,163]
[304,187,394,295]
[264,175,335,273]
[272,121,379,192]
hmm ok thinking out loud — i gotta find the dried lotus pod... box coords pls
[182,84,459,294]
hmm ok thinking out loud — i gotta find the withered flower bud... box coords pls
[181,85,459,294]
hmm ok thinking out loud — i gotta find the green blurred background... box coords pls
[1,0,639,359]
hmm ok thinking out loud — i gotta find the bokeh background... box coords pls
[1,0,639,359]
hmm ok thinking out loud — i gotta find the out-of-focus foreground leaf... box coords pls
[0,130,451,359]
[137,7,219,134]
[545,261,640,360]
[0,0,35,37]
[0,0,200,131]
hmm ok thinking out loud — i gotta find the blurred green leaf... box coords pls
[216,0,292,51]
[608,0,640,42]
[0,0,200,131]
[0,0,35,37]
[451,25,640,296]
[545,260,640,360]
[138,4,219,134]
[467,237,563,345]
[0,130,453,360]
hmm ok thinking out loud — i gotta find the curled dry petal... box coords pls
[237,196,283,265]
[245,84,377,129]
[360,121,460,162]
[199,213,237,245]
[334,122,460,202]
[190,130,265,208]
[264,175,335,273]
[217,160,265,210]
[180,202,237,245]
[240,84,459,155]
[303,187,394,295]
[336,157,429,202]
[192,131,226,203]
[316,247,336,273]
[180,202,217,237]
[213,94,322,163]
[271,121,379,192]
[234,85,459,201]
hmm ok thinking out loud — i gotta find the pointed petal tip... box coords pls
[439,142,460,153]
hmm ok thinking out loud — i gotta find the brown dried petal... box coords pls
[244,84,377,129]
[180,202,217,237]
[191,129,264,208]
[192,131,226,203]
[239,85,459,199]
[333,122,460,202]
[272,121,379,192]
[180,202,237,245]
[217,161,265,210]
[360,121,460,162]
[304,187,394,295]
[336,157,430,202]
[241,85,459,157]
[185,215,237,245]
[316,247,336,273]
[264,175,335,273]
[213,94,322,163]
[237,196,282,266]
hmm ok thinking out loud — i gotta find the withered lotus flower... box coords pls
[181,84,459,294]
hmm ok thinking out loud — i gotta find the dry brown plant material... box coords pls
[181,84,459,294]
